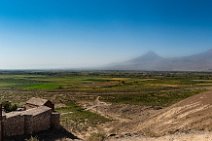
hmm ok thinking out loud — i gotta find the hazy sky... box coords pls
[0,0,212,69]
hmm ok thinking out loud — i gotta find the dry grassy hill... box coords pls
[106,90,212,141]
[139,90,212,136]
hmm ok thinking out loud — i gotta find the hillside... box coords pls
[138,90,212,136]
[106,90,212,141]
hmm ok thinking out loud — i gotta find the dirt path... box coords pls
[84,96,131,122]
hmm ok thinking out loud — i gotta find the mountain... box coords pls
[107,49,212,71]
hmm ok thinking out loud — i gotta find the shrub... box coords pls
[2,101,18,112]
[88,133,106,141]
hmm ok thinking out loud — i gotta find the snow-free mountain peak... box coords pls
[107,49,212,71]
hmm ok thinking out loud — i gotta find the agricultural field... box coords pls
[1,71,212,140]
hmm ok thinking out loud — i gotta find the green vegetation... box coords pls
[88,133,106,141]
[24,83,60,90]
[101,88,205,107]
[2,101,18,112]
[56,101,110,133]
[0,71,212,106]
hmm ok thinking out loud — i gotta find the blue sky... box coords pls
[0,0,212,69]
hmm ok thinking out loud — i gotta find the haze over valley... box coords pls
[107,49,212,71]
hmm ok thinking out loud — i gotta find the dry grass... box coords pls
[25,136,39,141]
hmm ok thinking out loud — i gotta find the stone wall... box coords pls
[51,112,60,129]
[24,114,33,135]
[0,119,3,140]
[4,113,25,137]
[0,122,1,140]
[32,109,51,133]
[2,106,60,137]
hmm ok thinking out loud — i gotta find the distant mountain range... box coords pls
[107,49,212,71]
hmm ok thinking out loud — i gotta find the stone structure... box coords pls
[25,97,55,111]
[0,105,4,141]
[1,98,60,138]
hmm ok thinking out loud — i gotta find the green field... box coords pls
[0,71,212,107]
[56,101,110,133]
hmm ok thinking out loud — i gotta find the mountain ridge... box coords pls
[107,49,212,71]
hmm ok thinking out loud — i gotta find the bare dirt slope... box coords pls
[106,91,212,141]
[137,90,212,136]
[80,90,212,140]
[106,132,212,141]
